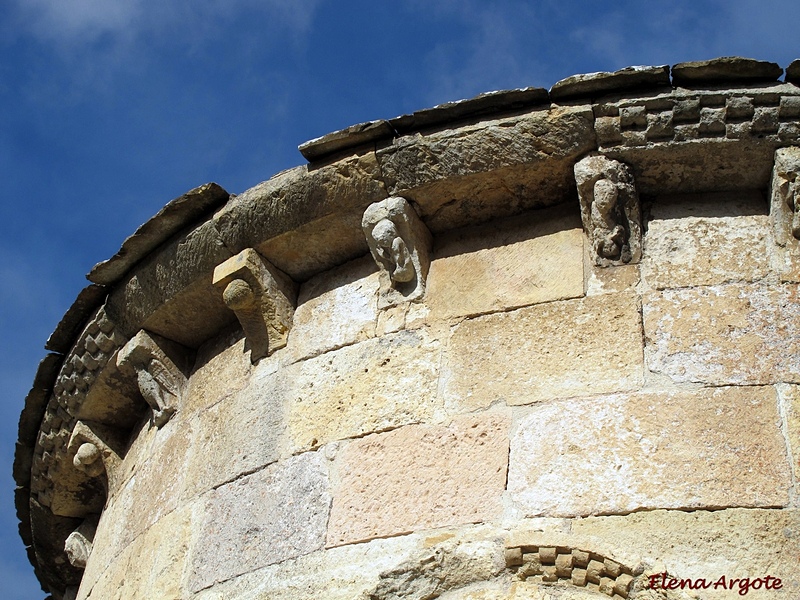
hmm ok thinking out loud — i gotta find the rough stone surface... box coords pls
[88,182,229,285]
[442,292,643,411]
[390,87,549,134]
[508,387,791,517]
[289,255,378,361]
[189,452,331,592]
[426,205,584,320]
[641,192,770,289]
[377,106,595,232]
[299,120,395,161]
[327,414,508,546]
[214,155,387,280]
[550,66,670,100]
[183,363,286,500]
[509,508,800,599]
[183,326,253,416]
[671,57,783,86]
[777,384,800,490]
[327,414,510,546]
[45,285,108,353]
[644,283,800,385]
[78,503,192,600]
[106,218,235,347]
[788,59,800,84]
[286,329,441,452]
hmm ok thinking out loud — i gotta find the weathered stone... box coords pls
[78,502,192,600]
[189,452,331,592]
[65,518,97,569]
[771,146,800,248]
[183,326,252,416]
[390,87,550,134]
[575,154,642,266]
[787,59,800,84]
[66,420,126,491]
[327,414,510,546]
[441,292,643,411]
[212,248,298,362]
[550,66,670,101]
[377,106,596,232]
[508,387,790,517]
[644,283,800,385]
[426,205,584,320]
[299,120,395,162]
[286,329,441,452]
[363,196,433,306]
[642,191,770,289]
[106,219,235,348]
[289,255,378,361]
[672,57,783,86]
[214,155,387,280]
[88,183,229,285]
[182,362,286,500]
[29,499,83,594]
[777,384,800,489]
[46,285,108,353]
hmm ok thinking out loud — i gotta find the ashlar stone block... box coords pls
[425,206,584,321]
[189,452,331,592]
[327,413,510,547]
[642,191,770,289]
[508,387,791,517]
[644,283,800,385]
[286,329,442,452]
[288,255,378,361]
[441,292,643,411]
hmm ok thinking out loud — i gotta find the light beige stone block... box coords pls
[508,387,791,517]
[79,503,192,600]
[286,329,442,452]
[184,327,253,415]
[644,283,800,385]
[327,414,510,546]
[288,255,378,361]
[777,384,800,489]
[189,452,331,592]
[642,192,770,289]
[441,292,643,411]
[182,361,286,499]
[426,206,584,322]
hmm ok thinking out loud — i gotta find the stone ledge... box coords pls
[550,65,671,101]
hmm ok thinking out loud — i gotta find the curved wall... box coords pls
[14,57,800,599]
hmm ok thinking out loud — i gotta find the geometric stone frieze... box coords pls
[116,330,191,427]
[575,154,642,267]
[212,247,298,363]
[362,196,432,307]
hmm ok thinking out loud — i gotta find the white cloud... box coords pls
[7,0,320,47]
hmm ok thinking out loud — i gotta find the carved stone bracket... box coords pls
[574,154,642,267]
[116,331,191,427]
[363,196,432,307]
[770,146,800,246]
[212,248,298,363]
[67,420,125,493]
[64,517,98,570]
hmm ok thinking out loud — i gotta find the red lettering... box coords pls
[714,575,728,589]
[737,578,750,596]
[773,577,783,590]
[666,577,680,590]
[750,577,763,590]
[729,578,740,590]
[648,574,662,589]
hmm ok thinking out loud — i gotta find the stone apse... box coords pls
[14,57,800,599]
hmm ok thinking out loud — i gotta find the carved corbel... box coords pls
[116,330,191,427]
[213,248,298,363]
[67,420,124,492]
[574,154,642,266]
[64,516,98,570]
[363,196,432,306]
[770,146,800,245]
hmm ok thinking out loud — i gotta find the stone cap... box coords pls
[671,57,783,86]
[549,65,671,101]
[87,182,230,286]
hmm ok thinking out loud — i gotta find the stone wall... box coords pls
[14,57,800,599]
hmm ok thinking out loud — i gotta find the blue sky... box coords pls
[1,1,798,597]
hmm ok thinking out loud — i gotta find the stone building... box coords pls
[14,57,800,599]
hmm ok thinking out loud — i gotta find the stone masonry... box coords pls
[14,57,800,599]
